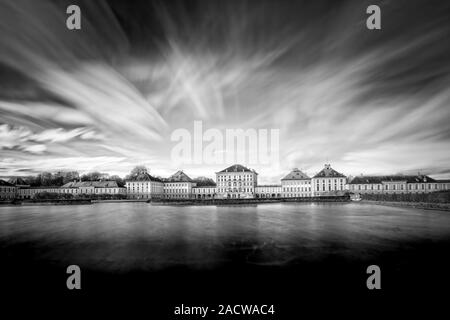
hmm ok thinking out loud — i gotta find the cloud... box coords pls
[0,0,449,180]
[22,144,47,154]
[0,124,103,155]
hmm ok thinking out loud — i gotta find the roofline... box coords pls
[125,180,163,183]
[256,185,282,187]
[164,180,194,183]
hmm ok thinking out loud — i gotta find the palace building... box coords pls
[164,170,196,199]
[255,185,282,198]
[281,168,311,198]
[16,181,126,199]
[18,186,62,199]
[125,173,164,199]
[312,164,347,196]
[0,179,16,201]
[3,163,450,202]
[192,185,217,199]
[60,181,126,196]
[348,175,448,194]
[215,164,258,199]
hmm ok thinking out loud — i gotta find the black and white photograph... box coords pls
[1,0,450,318]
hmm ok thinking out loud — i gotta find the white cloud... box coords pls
[22,144,46,154]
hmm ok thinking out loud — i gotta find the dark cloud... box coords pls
[0,0,449,179]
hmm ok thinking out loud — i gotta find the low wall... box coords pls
[19,199,92,205]
[149,195,350,205]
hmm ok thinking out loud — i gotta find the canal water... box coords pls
[1,202,449,315]
[1,202,449,271]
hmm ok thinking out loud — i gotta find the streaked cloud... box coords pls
[0,0,449,181]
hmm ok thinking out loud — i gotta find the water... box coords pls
[1,202,449,272]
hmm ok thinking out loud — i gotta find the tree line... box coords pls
[10,166,215,187]
[14,171,125,187]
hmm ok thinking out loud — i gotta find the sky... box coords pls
[0,0,449,183]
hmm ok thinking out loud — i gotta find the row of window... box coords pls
[282,194,310,198]
[316,184,344,191]
[0,187,16,192]
[217,182,254,187]
[313,179,345,184]
[165,189,189,193]
[350,183,442,191]
[126,182,163,187]
[283,187,311,192]
[165,183,190,187]
[217,175,254,181]
[282,181,311,185]
[217,188,253,193]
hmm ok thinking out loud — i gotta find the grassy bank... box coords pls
[360,191,450,211]
[361,190,450,203]
[361,200,450,211]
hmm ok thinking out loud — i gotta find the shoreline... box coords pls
[91,199,148,203]
[361,200,450,211]
[2,198,449,211]
[149,196,350,206]
[0,199,149,207]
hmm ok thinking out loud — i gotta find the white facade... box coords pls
[255,185,282,198]
[18,187,61,199]
[0,180,16,200]
[348,176,450,194]
[17,182,127,199]
[164,182,196,199]
[163,170,196,199]
[215,164,258,199]
[126,180,164,199]
[192,186,217,199]
[280,168,311,197]
[312,164,347,197]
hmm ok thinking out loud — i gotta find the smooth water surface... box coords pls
[1,202,449,271]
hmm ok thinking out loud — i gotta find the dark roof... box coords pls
[437,179,450,183]
[61,181,120,188]
[166,170,193,182]
[313,164,346,178]
[8,177,29,186]
[281,168,310,180]
[192,177,216,186]
[0,179,15,187]
[349,175,437,184]
[125,173,162,182]
[218,164,255,173]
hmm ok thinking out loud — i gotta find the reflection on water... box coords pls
[1,202,449,271]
